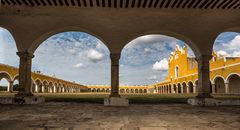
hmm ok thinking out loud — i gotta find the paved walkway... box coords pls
[0,103,239,130]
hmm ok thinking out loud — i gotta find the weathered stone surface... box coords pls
[0,103,239,130]
[104,97,129,106]
[188,98,240,106]
[0,96,45,104]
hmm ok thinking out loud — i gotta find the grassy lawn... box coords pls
[0,92,239,104]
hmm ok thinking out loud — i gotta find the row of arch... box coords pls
[155,73,240,94]
[0,71,83,93]
[89,88,148,94]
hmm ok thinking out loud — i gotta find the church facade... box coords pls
[150,45,240,94]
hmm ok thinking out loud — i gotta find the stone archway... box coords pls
[228,74,240,94]
[182,82,187,93]
[177,83,181,94]
[0,72,12,92]
[214,77,225,93]
[188,81,194,93]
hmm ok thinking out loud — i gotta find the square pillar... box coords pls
[212,84,216,94]
[104,53,129,106]
[186,85,189,94]
[196,55,212,98]
[181,86,184,94]
[35,84,39,93]
[15,51,34,97]
[110,53,120,97]
[193,84,197,93]
[7,81,13,93]
[225,83,229,93]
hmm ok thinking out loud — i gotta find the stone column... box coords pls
[169,86,171,94]
[7,81,13,92]
[212,84,216,94]
[35,84,39,93]
[196,55,212,98]
[15,51,34,97]
[225,83,229,94]
[181,86,183,94]
[171,84,174,94]
[193,84,197,93]
[110,53,120,97]
[53,86,56,93]
[176,86,178,94]
[186,85,189,94]
[42,85,45,93]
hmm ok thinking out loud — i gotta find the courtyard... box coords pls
[0,102,239,130]
[0,93,239,130]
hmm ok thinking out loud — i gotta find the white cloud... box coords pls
[152,58,169,71]
[232,51,240,57]
[148,75,157,80]
[217,50,228,57]
[144,48,151,54]
[87,49,104,62]
[223,35,240,50]
[73,63,84,68]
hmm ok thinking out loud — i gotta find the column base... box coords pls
[0,96,45,104]
[104,97,129,106]
[187,97,240,106]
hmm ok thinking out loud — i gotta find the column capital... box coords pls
[17,51,34,59]
[110,53,121,61]
[195,55,212,62]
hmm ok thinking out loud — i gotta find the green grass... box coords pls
[0,92,239,104]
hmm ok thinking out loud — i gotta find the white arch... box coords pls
[226,73,240,83]
[35,78,43,85]
[12,74,19,81]
[212,75,226,84]
[0,71,13,81]
[194,79,198,86]
[187,80,194,85]
[42,80,49,85]
[29,26,110,53]
[122,31,200,57]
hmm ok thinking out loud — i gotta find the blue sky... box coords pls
[0,27,239,86]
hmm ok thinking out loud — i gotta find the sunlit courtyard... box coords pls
[1,0,240,130]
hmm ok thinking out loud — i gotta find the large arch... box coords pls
[0,78,8,92]
[214,76,225,93]
[0,71,12,82]
[0,72,12,92]
[31,31,111,89]
[120,34,197,88]
[187,81,194,93]
[182,82,187,93]
[227,74,240,94]
[35,79,42,93]
[123,31,200,57]
[42,80,49,93]
[177,83,181,94]
[212,31,240,55]
[29,27,110,53]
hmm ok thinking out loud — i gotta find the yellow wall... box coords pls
[151,45,240,88]
[0,63,87,89]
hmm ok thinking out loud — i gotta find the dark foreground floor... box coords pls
[0,103,239,130]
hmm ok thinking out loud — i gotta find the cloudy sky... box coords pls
[0,27,239,86]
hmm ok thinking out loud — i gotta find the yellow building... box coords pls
[0,63,87,93]
[87,85,148,94]
[151,45,240,94]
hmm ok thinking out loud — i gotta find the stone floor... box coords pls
[0,103,239,130]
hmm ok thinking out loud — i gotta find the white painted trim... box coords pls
[212,75,225,84]
[187,80,194,86]
[226,73,240,83]
[0,71,13,81]
[35,78,43,85]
